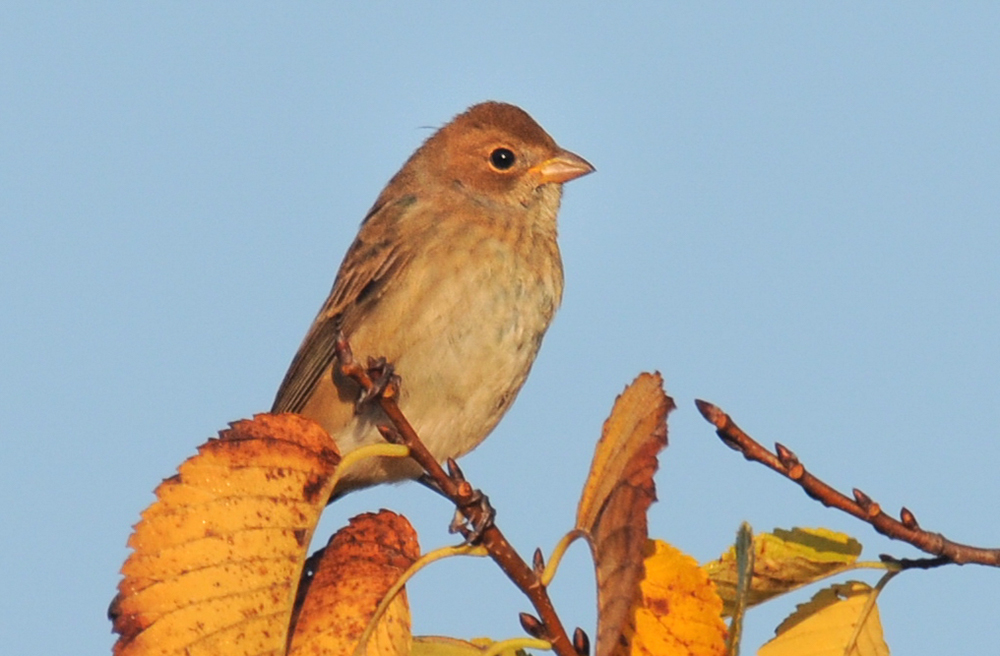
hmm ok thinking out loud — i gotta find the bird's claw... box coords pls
[448,485,496,545]
[445,457,494,541]
[333,331,401,412]
[353,357,397,409]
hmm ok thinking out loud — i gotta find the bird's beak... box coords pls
[529,149,595,184]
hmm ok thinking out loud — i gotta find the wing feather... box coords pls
[271,197,416,413]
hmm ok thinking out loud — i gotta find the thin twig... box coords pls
[695,399,1000,568]
[336,334,582,656]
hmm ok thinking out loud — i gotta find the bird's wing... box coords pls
[271,197,417,413]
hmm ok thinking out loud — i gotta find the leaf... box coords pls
[410,637,485,656]
[110,413,341,656]
[288,510,419,656]
[575,372,674,656]
[410,636,526,656]
[703,527,862,616]
[625,540,727,656]
[758,581,890,656]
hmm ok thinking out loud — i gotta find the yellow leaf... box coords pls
[110,413,341,656]
[704,527,862,616]
[576,373,673,656]
[288,510,419,656]
[626,540,727,656]
[410,636,526,656]
[758,582,890,656]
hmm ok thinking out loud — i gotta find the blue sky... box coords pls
[2,4,998,654]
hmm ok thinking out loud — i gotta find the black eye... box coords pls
[489,147,516,170]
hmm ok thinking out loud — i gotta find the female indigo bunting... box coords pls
[272,101,593,497]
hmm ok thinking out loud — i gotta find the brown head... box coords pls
[377,101,594,212]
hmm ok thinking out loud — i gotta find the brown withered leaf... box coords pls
[110,413,341,656]
[288,510,420,656]
[575,372,673,656]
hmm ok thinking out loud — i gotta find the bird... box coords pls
[272,101,593,498]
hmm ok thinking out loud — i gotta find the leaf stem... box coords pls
[542,529,588,586]
[844,571,898,655]
[483,637,553,656]
[353,543,489,656]
[329,443,411,494]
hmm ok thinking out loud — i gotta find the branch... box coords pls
[335,335,584,656]
[695,399,1000,568]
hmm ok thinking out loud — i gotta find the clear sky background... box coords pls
[3,4,998,654]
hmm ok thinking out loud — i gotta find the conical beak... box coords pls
[529,149,595,184]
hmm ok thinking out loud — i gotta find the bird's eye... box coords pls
[489,147,516,171]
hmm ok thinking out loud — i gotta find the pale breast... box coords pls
[344,217,562,468]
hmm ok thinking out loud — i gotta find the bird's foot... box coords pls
[361,356,399,404]
[444,458,496,544]
[333,331,400,411]
[448,491,496,545]
[416,467,496,543]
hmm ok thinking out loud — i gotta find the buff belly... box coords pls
[300,230,561,495]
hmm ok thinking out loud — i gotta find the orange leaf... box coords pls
[628,540,727,656]
[288,510,419,656]
[110,413,341,656]
[575,372,673,656]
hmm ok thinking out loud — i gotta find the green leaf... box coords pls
[704,527,862,615]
